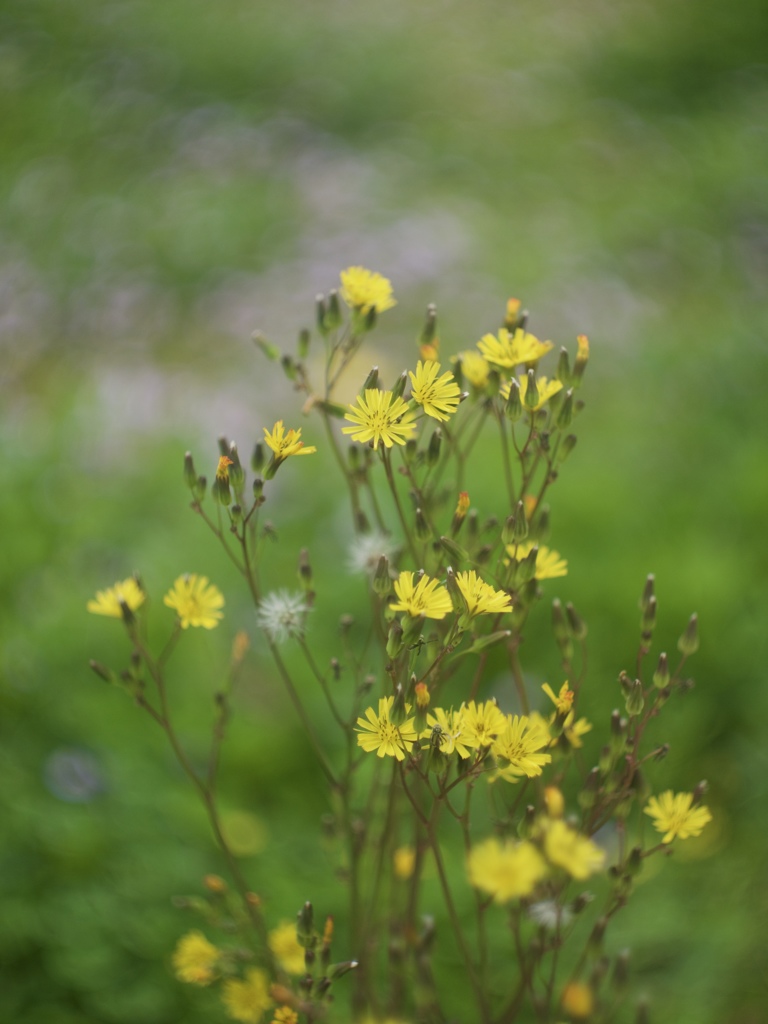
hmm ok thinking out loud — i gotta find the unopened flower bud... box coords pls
[578,767,600,810]
[634,999,650,1024]
[641,595,657,634]
[556,347,572,385]
[373,555,392,597]
[677,613,699,656]
[588,917,607,952]
[251,442,265,473]
[414,507,432,541]
[297,902,314,946]
[692,779,708,805]
[362,366,379,392]
[451,492,470,536]
[653,652,670,689]
[427,428,442,466]
[626,846,643,877]
[390,370,407,400]
[281,354,297,381]
[556,388,575,429]
[183,452,197,490]
[89,660,113,683]
[316,294,328,335]
[297,327,311,360]
[194,475,207,501]
[440,535,468,565]
[229,503,243,526]
[612,949,631,990]
[386,620,404,658]
[639,573,655,612]
[557,434,578,463]
[403,437,418,463]
[217,436,230,457]
[445,566,468,616]
[298,549,313,590]
[326,289,342,330]
[252,476,264,499]
[566,601,588,639]
[523,368,539,411]
[598,744,614,774]
[391,684,408,725]
[363,305,377,332]
[516,544,539,586]
[625,678,644,717]
[419,303,438,346]
[505,378,522,422]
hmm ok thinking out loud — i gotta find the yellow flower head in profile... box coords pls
[644,791,713,843]
[501,374,563,411]
[452,350,490,390]
[561,981,594,1020]
[390,571,453,620]
[393,845,416,880]
[268,921,305,975]
[340,266,396,313]
[272,1009,299,1024]
[477,328,553,369]
[455,570,512,617]
[460,700,508,748]
[356,696,418,761]
[342,390,417,450]
[163,574,224,629]
[222,967,272,1024]
[172,930,220,986]
[506,541,568,580]
[421,707,472,758]
[408,360,462,421]
[562,711,592,748]
[491,714,552,782]
[542,682,574,715]
[216,455,234,479]
[87,577,145,618]
[543,819,605,879]
[263,421,316,462]
[467,837,547,902]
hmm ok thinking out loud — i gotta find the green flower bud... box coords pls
[298,327,311,360]
[677,613,699,656]
[414,508,432,541]
[212,476,232,506]
[419,303,438,346]
[362,366,380,392]
[427,428,442,466]
[386,619,403,658]
[391,370,408,400]
[228,443,245,490]
[229,504,243,526]
[612,949,631,990]
[639,573,655,613]
[523,368,539,411]
[445,567,468,616]
[557,434,578,463]
[556,346,572,385]
[625,678,644,717]
[183,451,197,490]
[372,555,392,597]
[281,354,297,381]
[89,660,114,683]
[653,652,670,689]
[390,683,408,725]
[217,436,230,457]
[505,378,522,422]
[566,601,588,639]
[316,294,328,335]
[252,476,264,500]
[297,902,314,946]
[577,767,600,810]
[251,442,265,473]
[440,535,468,566]
[641,595,657,635]
[326,289,343,330]
[556,388,574,429]
[194,475,207,502]
[298,549,313,591]
[363,305,377,332]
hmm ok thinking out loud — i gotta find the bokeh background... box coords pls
[2,0,767,1021]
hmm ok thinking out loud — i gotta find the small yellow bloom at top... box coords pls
[414,681,431,708]
[467,837,547,902]
[408,360,462,422]
[216,455,234,480]
[272,1008,299,1024]
[420,339,439,362]
[644,790,713,843]
[560,981,594,1019]
[222,967,272,1024]
[163,574,224,629]
[393,845,416,880]
[455,491,470,519]
[172,930,220,986]
[501,374,563,411]
[504,297,522,328]
[204,873,227,893]
[268,921,305,975]
[390,570,453,620]
[339,266,397,314]
[455,570,512,617]
[576,334,590,363]
[87,577,145,618]
[477,328,553,369]
[356,696,418,761]
[506,541,568,580]
[452,350,490,390]
[543,819,605,879]
[562,711,592,748]
[491,714,552,782]
[232,630,250,667]
[543,682,574,715]
[343,390,417,450]
[263,421,317,460]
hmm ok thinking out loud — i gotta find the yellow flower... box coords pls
[501,374,563,411]
[390,571,453,620]
[408,360,462,421]
[455,570,512,617]
[644,791,713,843]
[542,682,574,715]
[216,455,234,479]
[421,707,472,758]
[543,819,605,879]
[264,422,316,459]
[272,1009,299,1024]
[506,541,568,580]
[477,328,553,369]
[491,714,552,781]
[340,266,396,313]
[460,700,507,748]
[356,696,418,761]
[342,390,417,450]
[467,837,547,902]
[393,845,416,880]
[222,968,272,1024]
[561,981,594,1019]
[452,350,490,390]
[163,574,224,629]
[172,930,220,986]
[268,921,305,975]
[87,577,144,618]
[562,711,592,748]
[576,333,590,363]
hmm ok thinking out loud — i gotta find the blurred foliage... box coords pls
[1,0,767,1021]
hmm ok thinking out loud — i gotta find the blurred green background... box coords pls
[2,0,767,1021]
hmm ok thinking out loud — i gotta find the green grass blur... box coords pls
[2,0,767,1021]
